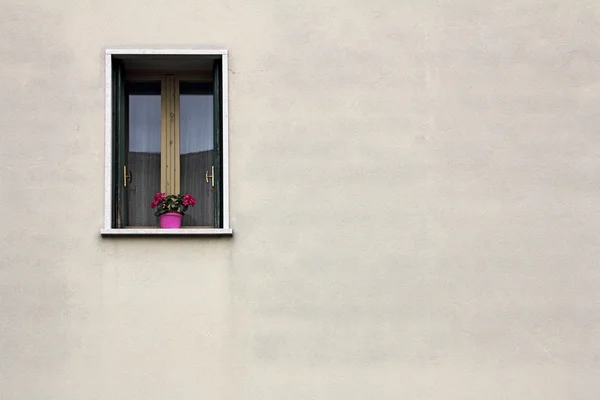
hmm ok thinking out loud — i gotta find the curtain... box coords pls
[127,86,161,227]
[179,89,214,227]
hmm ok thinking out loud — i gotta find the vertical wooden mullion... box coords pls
[167,76,172,195]
[168,75,173,195]
[161,75,178,195]
[169,75,176,195]
[160,76,167,194]
[174,77,180,194]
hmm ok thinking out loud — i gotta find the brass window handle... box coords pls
[123,166,133,187]
[205,166,214,187]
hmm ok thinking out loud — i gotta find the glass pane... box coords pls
[127,82,161,227]
[179,82,214,227]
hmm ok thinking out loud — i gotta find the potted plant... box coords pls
[150,192,196,228]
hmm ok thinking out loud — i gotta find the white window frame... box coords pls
[101,49,232,236]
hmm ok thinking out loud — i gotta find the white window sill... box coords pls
[100,228,233,236]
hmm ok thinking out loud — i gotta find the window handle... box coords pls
[205,166,214,187]
[124,166,133,187]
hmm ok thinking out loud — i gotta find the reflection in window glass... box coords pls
[127,83,161,227]
[180,82,214,227]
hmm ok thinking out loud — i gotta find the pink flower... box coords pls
[151,193,166,208]
[184,194,196,207]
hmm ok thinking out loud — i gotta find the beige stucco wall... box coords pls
[1,0,600,398]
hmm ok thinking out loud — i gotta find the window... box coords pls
[102,50,231,235]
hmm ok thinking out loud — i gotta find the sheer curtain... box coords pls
[179,91,214,227]
[128,89,161,226]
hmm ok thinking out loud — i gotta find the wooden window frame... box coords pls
[101,49,232,236]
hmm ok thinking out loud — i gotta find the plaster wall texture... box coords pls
[1,0,599,399]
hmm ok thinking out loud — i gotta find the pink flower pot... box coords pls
[159,212,183,228]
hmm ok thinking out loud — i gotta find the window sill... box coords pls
[100,228,233,236]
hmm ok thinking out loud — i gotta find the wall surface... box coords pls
[1,0,599,399]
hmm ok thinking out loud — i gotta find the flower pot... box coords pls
[159,212,183,229]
